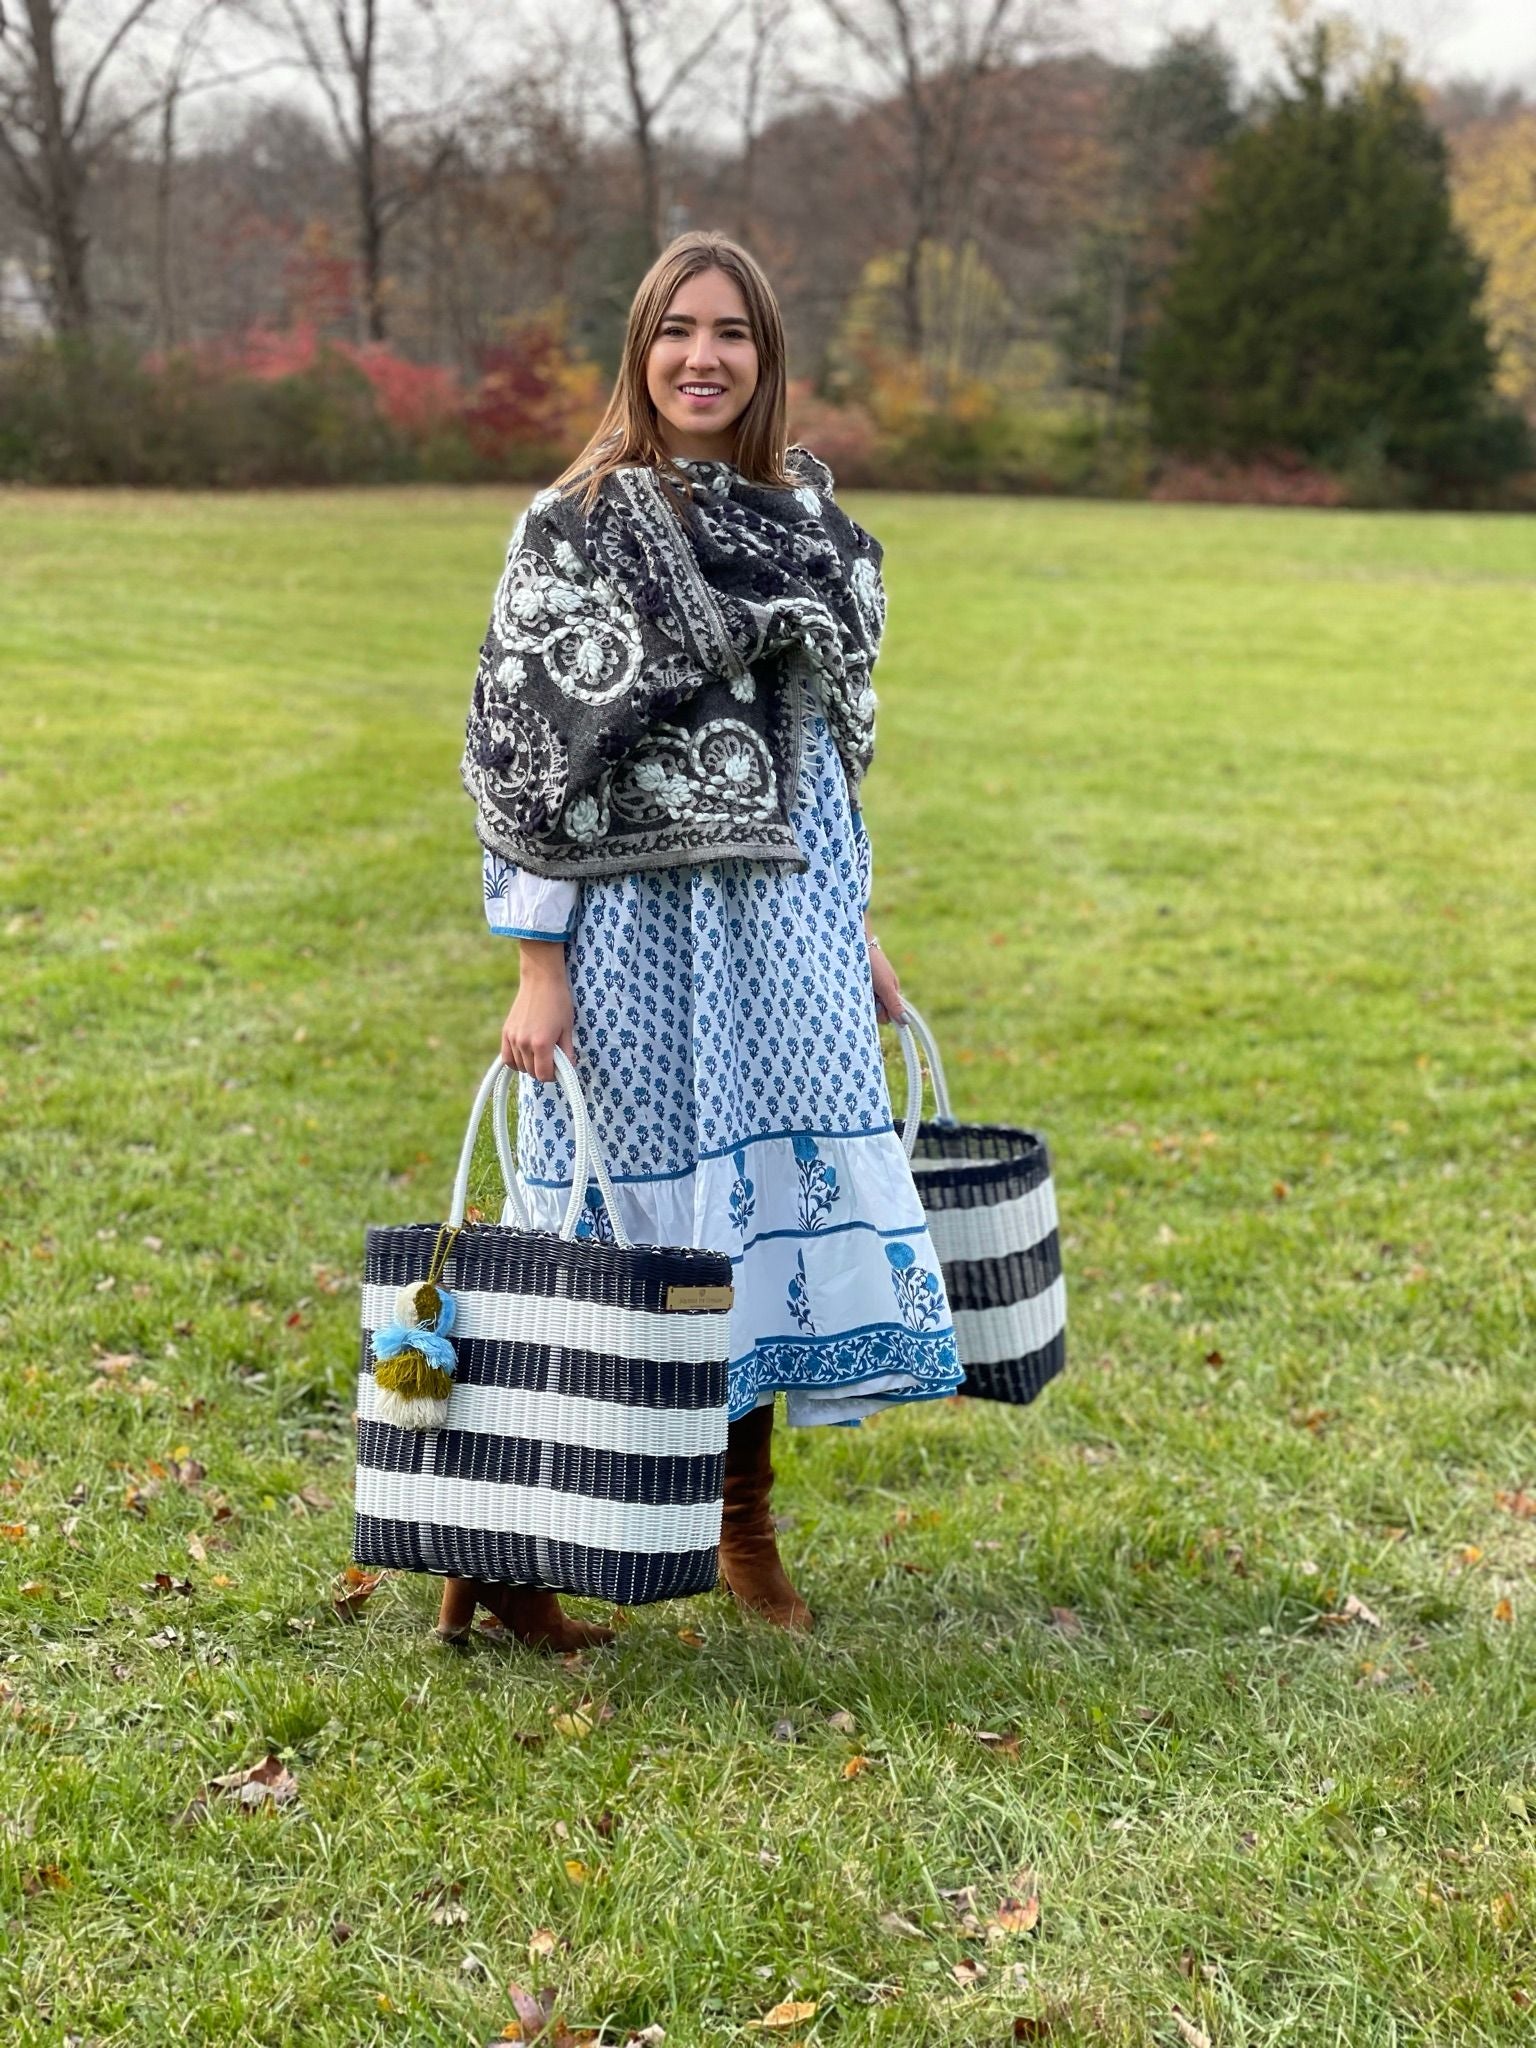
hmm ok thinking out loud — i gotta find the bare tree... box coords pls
[735,0,792,242]
[242,0,463,340]
[603,0,735,259]
[152,0,221,347]
[814,0,1062,359]
[0,0,168,335]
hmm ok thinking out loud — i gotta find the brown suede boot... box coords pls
[434,1576,616,1653]
[434,1575,479,1644]
[478,1581,618,1652]
[718,1401,814,1632]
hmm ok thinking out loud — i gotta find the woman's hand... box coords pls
[864,914,904,1025]
[501,941,575,1082]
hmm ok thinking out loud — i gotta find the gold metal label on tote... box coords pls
[664,1284,734,1312]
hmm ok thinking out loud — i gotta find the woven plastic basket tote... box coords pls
[353,1048,734,1604]
[889,1002,1067,1406]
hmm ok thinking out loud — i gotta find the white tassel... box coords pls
[374,1386,451,1431]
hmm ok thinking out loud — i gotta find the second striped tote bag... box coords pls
[353,1049,734,1605]
[889,1002,1067,1407]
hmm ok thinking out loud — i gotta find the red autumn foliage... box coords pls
[1148,453,1348,507]
[183,322,458,432]
[461,316,606,460]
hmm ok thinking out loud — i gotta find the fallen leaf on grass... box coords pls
[841,1755,871,1780]
[416,1878,468,1927]
[973,1730,1021,1757]
[878,1910,926,1938]
[826,1710,856,1734]
[993,1894,1040,1934]
[1013,2022,1052,2042]
[549,1699,614,1739]
[564,1859,589,1885]
[141,1572,194,1597]
[1048,1606,1083,1638]
[503,1980,557,2039]
[771,1718,797,1743]
[952,1957,987,1987]
[330,1919,353,1945]
[21,1863,69,1894]
[528,1927,563,1958]
[675,1628,705,1648]
[176,1753,297,1827]
[332,1565,384,1620]
[1171,2006,1211,2048]
[1494,1598,1515,1624]
[744,2000,818,2030]
[1317,1594,1382,1630]
[939,1886,985,1936]
[1496,1490,1536,1519]
[1290,1406,1332,1432]
[0,1524,27,1543]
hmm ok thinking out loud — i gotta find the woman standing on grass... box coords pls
[442,230,961,1651]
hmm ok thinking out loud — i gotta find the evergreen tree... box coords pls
[1145,31,1529,491]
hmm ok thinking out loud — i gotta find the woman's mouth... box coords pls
[678,383,726,408]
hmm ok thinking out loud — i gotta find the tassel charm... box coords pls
[370,1279,459,1430]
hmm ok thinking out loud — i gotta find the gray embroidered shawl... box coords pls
[459,443,885,880]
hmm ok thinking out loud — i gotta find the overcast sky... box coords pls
[1087,0,1536,88]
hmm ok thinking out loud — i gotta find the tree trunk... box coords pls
[359,155,386,341]
[24,0,92,338]
[154,83,178,351]
[608,0,661,262]
[355,0,386,340]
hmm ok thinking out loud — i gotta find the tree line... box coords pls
[1,0,1530,500]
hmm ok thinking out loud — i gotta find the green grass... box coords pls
[2,485,1534,2048]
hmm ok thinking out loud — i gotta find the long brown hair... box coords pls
[550,231,797,511]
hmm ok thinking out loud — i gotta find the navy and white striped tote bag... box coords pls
[353,1049,733,1605]
[890,1003,1067,1406]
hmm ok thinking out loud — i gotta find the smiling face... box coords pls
[645,267,760,460]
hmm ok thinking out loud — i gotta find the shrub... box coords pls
[0,334,417,486]
[1148,452,1348,507]
[785,381,880,486]
[461,316,606,472]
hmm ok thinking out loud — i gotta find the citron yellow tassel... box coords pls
[375,1349,454,1403]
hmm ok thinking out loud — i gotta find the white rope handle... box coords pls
[888,998,957,1159]
[449,1053,631,1246]
[489,1064,533,1230]
[553,1045,631,1247]
[448,1056,509,1228]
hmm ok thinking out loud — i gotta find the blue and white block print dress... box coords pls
[484,679,962,1428]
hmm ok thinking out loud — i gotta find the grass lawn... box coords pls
[2,485,1534,2047]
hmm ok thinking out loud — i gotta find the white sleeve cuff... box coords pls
[483,849,578,940]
